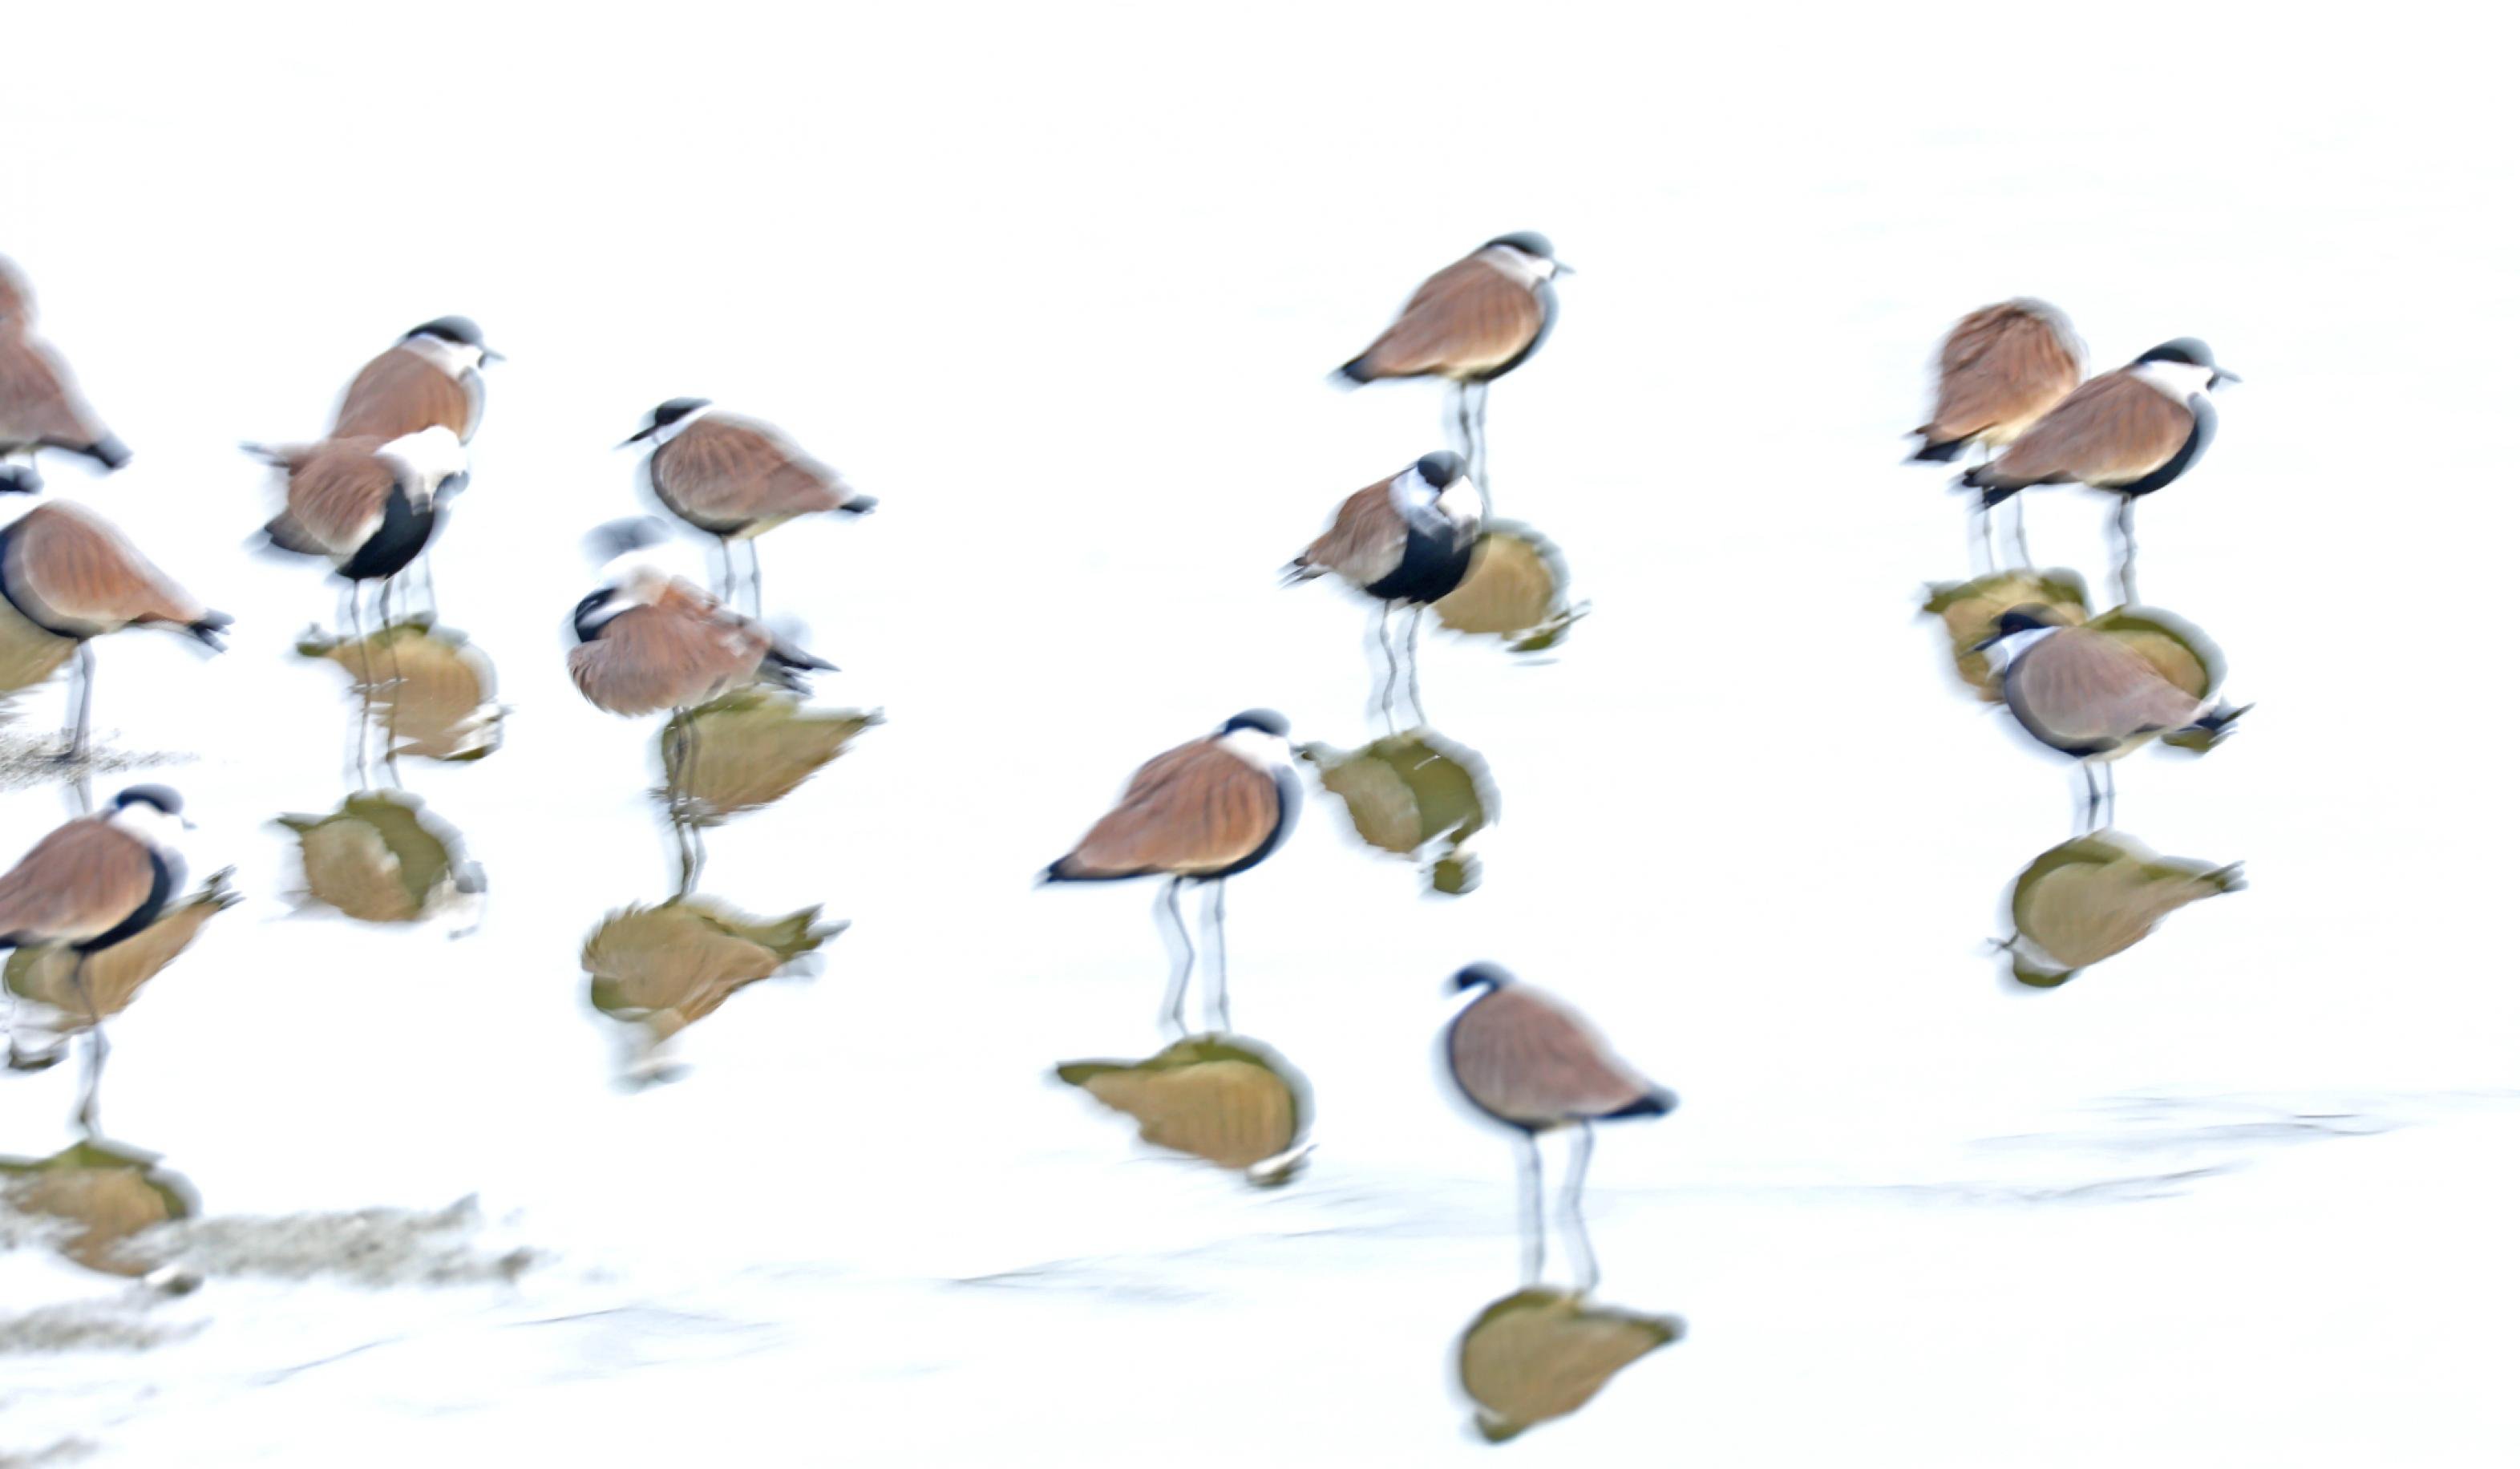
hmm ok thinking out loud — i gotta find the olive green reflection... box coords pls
[1056,1034,1313,1185]
[2001,832,2245,987]
[0,592,77,701]
[299,621,503,763]
[657,689,881,825]
[6,870,239,1062]
[1920,567,2093,701]
[0,1138,198,1276]
[275,792,481,925]
[584,897,843,1085]
[1454,1288,1682,1443]
[2081,605,2233,753]
[1300,727,1495,895]
[1434,522,1587,653]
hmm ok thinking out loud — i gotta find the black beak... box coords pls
[1555,262,1576,277]
[617,429,655,449]
[480,346,506,364]
[2211,368,2241,387]
[1972,633,2005,652]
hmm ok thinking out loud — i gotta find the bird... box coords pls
[1285,451,1484,726]
[1444,963,1673,1293]
[617,399,876,616]
[1909,299,2082,569]
[0,258,130,496]
[567,563,835,892]
[247,427,469,613]
[1334,233,1567,492]
[0,502,229,761]
[1975,605,2250,829]
[330,316,500,443]
[1961,338,2238,602]
[1040,710,1300,1037]
[0,784,190,1134]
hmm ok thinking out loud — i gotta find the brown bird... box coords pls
[0,259,130,496]
[568,565,835,891]
[0,785,189,1134]
[0,502,229,761]
[1976,606,2249,829]
[1285,451,1483,725]
[1446,963,1674,1292]
[331,317,498,443]
[1335,233,1567,491]
[1963,338,2238,601]
[248,427,469,602]
[1910,299,2082,569]
[1041,710,1300,1036]
[617,399,876,616]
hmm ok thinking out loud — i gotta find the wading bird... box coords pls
[1909,299,2082,569]
[248,427,469,620]
[0,785,189,1134]
[567,564,835,891]
[1976,605,2250,830]
[0,502,229,761]
[0,259,130,496]
[617,399,876,615]
[1962,338,2237,602]
[1335,233,1567,492]
[1445,963,1673,1293]
[1040,711,1300,1037]
[1285,451,1482,726]
[331,317,500,443]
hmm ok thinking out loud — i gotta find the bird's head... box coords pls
[109,783,192,840]
[1972,603,2067,652]
[618,397,714,449]
[404,315,500,366]
[2133,337,2238,390]
[1449,961,1516,994]
[1483,231,1570,278]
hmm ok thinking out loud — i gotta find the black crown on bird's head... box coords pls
[1414,451,1468,487]
[647,398,712,429]
[1220,709,1290,738]
[1482,232,1556,262]
[406,316,486,347]
[114,784,184,816]
[1450,961,1517,993]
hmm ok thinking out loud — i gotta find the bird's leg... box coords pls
[2113,496,2139,605]
[1450,381,1472,465]
[710,538,732,605]
[1560,1121,1599,1295]
[1375,605,1400,734]
[419,549,439,624]
[349,587,375,791]
[381,613,406,788]
[1969,501,1993,578]
[1515,1130,1545,1288]
[70,957,104,1138]
[746,541,765,619]
[59,642,96,763]
[1205,879,1232,1035]
[1404,604,1428,729]
[1470,380,1491,496]
[667,708,706,898]
[2008,496,2033,573]
[2081,763,2102,834]
[2103,762,2118,830]
[1155,876,1192,1038]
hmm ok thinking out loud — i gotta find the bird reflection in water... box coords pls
[1433,521,1585,657]
[1919,568,2093,702]
[299,619,504,774]
[1054,1034,1313,1185]
[0,1136,197,1277]
[1453,1288,1682,1443]
[274,791,483,929]
[1301,726,1495,895]
[583,898,843,1086]
[2000,831,2244,988]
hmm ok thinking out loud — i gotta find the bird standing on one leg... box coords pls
[1908,299,2082,570]
[1333,233,1567,494]
[0,502,229,762]
[1041,711,1300,1038]
[1284,451,1483,728]
[1443,963,1674,1294]
[0,785,191,1135]
[617,399,876,616]
[0,257,131,496]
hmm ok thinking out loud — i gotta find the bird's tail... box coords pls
[0,464,38,496]
[1280,554,1325,588]
[2185,701,2253,740]
[1604,1086,1678,1119]
[83,435,131,471]
[186,610,233,651]
[838,493,879,515]
[1329,355,1377,387]
[1908,431,1968,463]
[261,512,327,557]
[758,639,835,693]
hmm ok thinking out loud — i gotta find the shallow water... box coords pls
[5,6,2515,1464]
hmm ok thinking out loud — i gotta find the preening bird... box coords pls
[1976,605,2250,829]
[1041,710,1300,1037]
[0,258,130,496]
[1335,233,1567,489]
[331,316,500,444]
[0,785,189,1133]
[618,399,876,615]
[0,502,229,761]
[1285,451,1483,725]
[1962,338,2238,600]
[1445,963,1673,1293]
[1910,299,2082,569]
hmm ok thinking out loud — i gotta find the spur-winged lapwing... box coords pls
[1910,299,2082,569]
[618,399,876,615]
[1041,711,1300,1037]
[1285,451,1482,726]
[0,259,130,496]
[331,316,500,444]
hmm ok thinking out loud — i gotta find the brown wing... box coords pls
[568,593,773,716]
[651,416,850,528]
[0,257,31,331]
[0,818,156,945]
[1977,370,2192,489]
[265,437,394,555]
[331,349,472,440]
[1292,476,1406,586]
[1923,302,2082,447]
[1450,986,1661,1127]
[1054,738,1281,879]
[2,502,208,634]
[2008,628,2207,747]
[1350,255,1544,381]
[0,336,104,449]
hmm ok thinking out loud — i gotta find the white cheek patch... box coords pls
[2133,362,2215,402]
[402,334,483,380]
[1434,480,1484,528]
[1217,728,1292,773]
[651,405,715,445]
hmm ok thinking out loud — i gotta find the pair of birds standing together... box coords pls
[1037,233,1667,1288]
